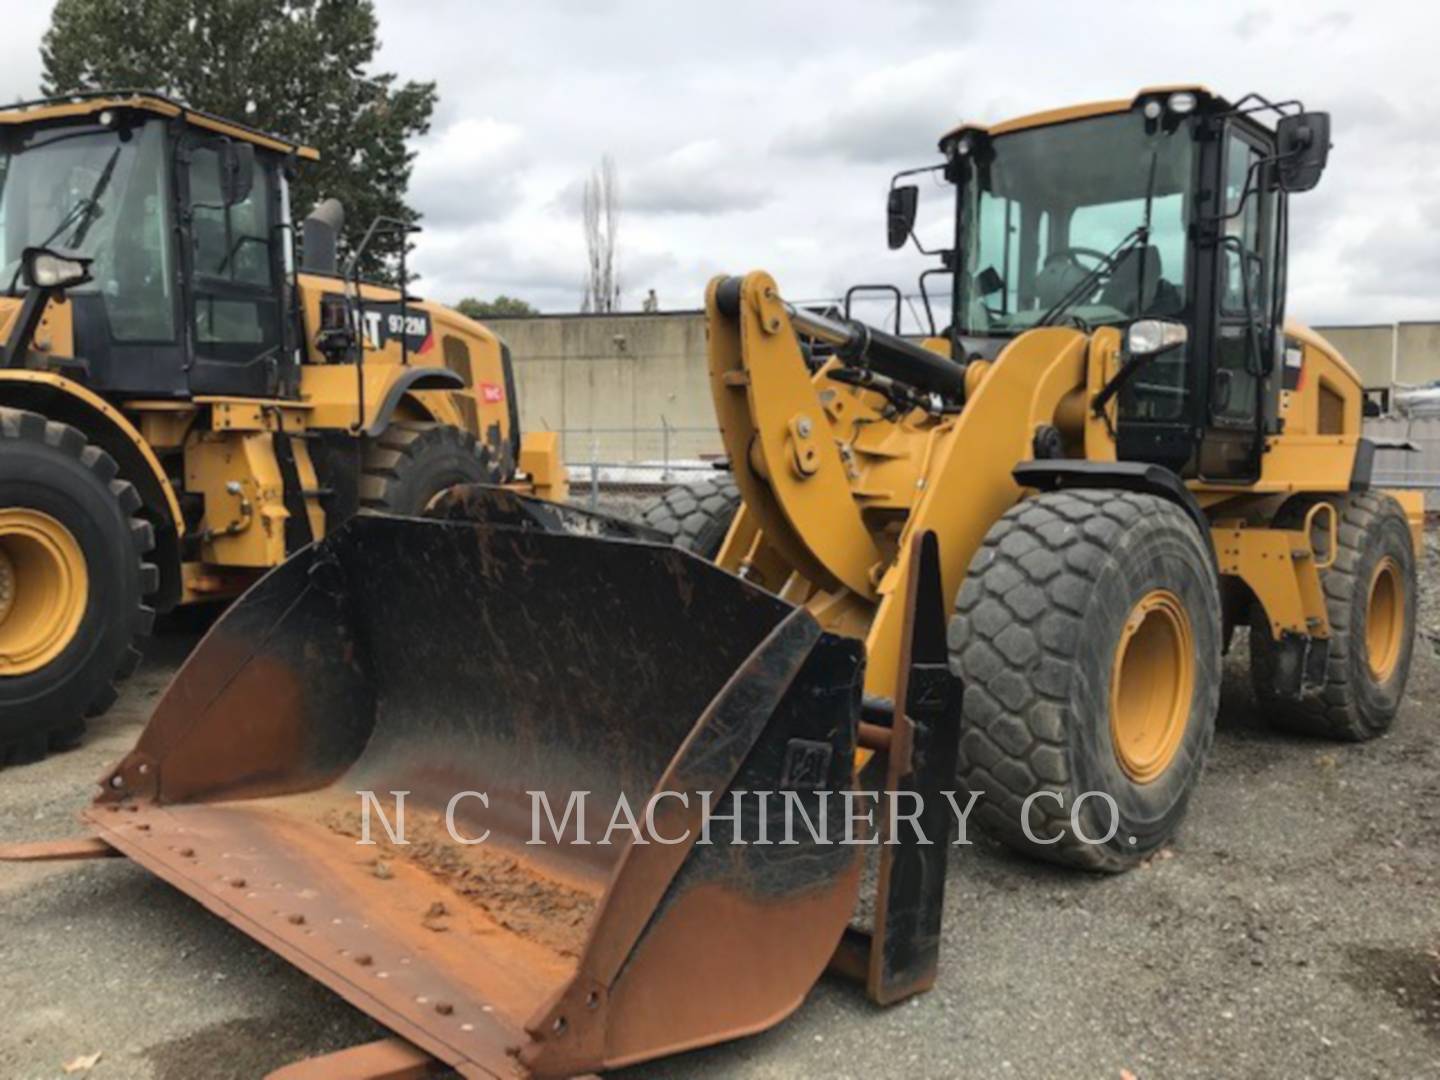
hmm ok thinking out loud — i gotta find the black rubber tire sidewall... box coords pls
[1250,493,1418,740]
[1344,506,1416,724]
[366,426,497,517]
[0,442,141,740]
[951,491,1221,871]
[1066,510,1221,859]
[638,476,742,559]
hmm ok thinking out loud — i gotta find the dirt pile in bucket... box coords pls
[323,806,599,958]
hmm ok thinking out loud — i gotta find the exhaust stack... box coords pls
[301,197,345,274]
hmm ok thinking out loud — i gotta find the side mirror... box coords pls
[221,142,256,206]
[1126,318,1188,357]
[975,266,1005,298]
[887,184,918,250]
[22,247,93,290]
[1274,112,1330,193]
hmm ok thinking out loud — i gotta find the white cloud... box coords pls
[408,116,527,227]
[775,51,970,164]
[4,0,1437,325]
[624,140,772,215]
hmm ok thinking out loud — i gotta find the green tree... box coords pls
[40,0,436,281]
[455,295,538,319]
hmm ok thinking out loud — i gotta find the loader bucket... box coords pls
[83,500,866,1078]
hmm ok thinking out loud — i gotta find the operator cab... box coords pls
[0,94,316,399]
[887,87,1331,483]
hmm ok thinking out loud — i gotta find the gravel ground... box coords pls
[1,540,1438,1080]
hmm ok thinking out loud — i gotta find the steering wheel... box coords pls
[1042,246,1116,276]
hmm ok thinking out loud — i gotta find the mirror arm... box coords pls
[1091,339,1185,420]
[889,163,948,256]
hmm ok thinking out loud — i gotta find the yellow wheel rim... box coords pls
[0,509,89,676]
[1365,557,1404,681]
[1109,589,1195,784]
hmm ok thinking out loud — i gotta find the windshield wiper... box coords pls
[66,146,121,249]
[1038,145,1162,329]
[5,146,121,295]
[1036,225,1147,328]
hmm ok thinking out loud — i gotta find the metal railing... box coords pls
[533,418,725,509]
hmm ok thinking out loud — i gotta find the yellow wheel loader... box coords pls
[1,87,1423,1077]
[0,92,566,763]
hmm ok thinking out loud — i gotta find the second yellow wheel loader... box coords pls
[0,92,566,764]
[3,86,1423,1077]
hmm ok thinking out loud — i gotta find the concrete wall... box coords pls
[492,312,1440,466]
[490,311,716,462]
[1397,323,1440,386]
[1311,322,1440,388]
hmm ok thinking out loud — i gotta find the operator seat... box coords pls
[1099,244,1162,315]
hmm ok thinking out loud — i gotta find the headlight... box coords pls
[22,248,92,290]
[1167,91,1198,115]
[1127,319,1188,356]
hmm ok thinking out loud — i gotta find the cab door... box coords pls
[178,135,287,398]
[1198,124,1278,481]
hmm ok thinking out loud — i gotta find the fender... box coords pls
[363,366,465,437]
[1012,459,1211,543]
[0,371,186,608]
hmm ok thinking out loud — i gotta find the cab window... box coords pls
[186,143,279,354]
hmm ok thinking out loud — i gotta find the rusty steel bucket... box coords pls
[78,492,867,1077]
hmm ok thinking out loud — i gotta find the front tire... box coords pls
[361,422,503,516]
[1250,492,1417,740]
[949,490,1221,871]
[0,408,157,764]
[638,475,741,559]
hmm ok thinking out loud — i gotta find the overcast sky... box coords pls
[4,1,1437,326]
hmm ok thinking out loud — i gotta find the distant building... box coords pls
[1313,322,1440,389]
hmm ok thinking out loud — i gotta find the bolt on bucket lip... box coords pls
[84,798,534,1077]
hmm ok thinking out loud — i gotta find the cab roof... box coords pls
[940,85,1222,148]
[0,91,321,161]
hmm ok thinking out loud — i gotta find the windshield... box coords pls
[955,111,1194,336]
[0,119,174,339]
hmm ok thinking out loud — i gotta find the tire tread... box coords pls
[0,407,157,763]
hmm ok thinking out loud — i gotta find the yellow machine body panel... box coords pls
[709,263,1402,708]
[294,273,518,448]
[0,368,186,532]
[710,278,1133,702]
[0,95,558,614]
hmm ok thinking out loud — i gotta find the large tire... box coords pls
[949,490,1221,872]
[1250,492,1417,740]
[638,475,741,559]
[0,408,157,764]
[361,422,502,516]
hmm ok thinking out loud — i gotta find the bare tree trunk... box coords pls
[581,155,621,313]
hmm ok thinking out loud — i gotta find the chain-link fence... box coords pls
[552,413,1440,518]
[549,420,727,513]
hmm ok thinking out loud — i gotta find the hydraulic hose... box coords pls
[714,276,965,401]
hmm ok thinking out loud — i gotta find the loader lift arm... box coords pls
[707,270,1103,703]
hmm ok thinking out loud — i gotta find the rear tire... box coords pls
[0,408,157,764]
[638,475,741,559]
[361,422,502,516]
[949,490,1221,872]
[1250,492,1417,740]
